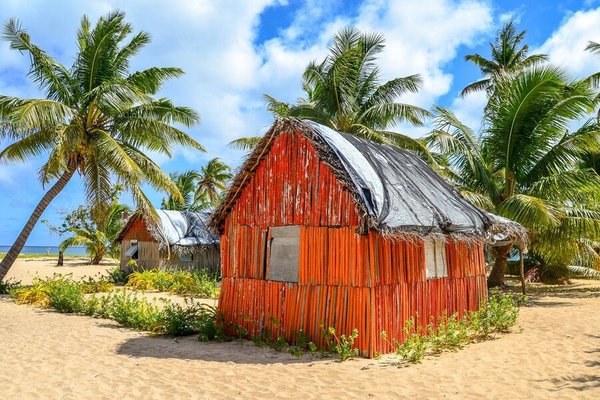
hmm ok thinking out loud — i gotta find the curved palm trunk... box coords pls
[0,167,75,281]
[487,243,512,287]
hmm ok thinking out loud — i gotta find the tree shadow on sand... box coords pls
[116,335,330,365]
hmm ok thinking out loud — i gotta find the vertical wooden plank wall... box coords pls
[217,130,488,357]
[373,238,487,354]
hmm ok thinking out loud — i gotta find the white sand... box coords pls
[1,258,599,399]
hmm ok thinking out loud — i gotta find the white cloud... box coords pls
[449,91,487,133]
[538,7,600,80]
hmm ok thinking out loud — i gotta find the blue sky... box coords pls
[1,0,600,246]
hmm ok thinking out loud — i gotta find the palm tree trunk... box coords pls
[57,251,64,266]
[0,166,75,281]
[487,243,512,287]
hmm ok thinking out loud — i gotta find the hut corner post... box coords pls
[519,247,526,295]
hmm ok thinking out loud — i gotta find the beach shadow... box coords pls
[116,335,327,365]
[544,374,600,392]
[526,300,572,308]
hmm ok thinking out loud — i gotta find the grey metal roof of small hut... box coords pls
[152,210,219,247]
[119,210,219,254]
[211,118,494,237]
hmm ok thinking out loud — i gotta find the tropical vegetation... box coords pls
[0,11,203,280]
[231,27,432,159]
[161,158,232,211]
[461,20,548,97]
[427,63,600,286]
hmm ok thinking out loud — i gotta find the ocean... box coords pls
[0,245,88,256]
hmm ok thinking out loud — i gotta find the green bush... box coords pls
[468,291,522,339]
[95,291,162,331]
[324,327,360,361]
[158,300,216,336]
[389,319,429,363]
[79,276,115,293]
[0,279,21,294]
[107,266,131,284]
[46,279,85,313]
[126,269,219,298]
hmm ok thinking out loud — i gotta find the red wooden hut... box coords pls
[210,118,500,357]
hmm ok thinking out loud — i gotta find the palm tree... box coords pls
[461,20,548,97]
[59,200,129,264]
[195,158,232,206]
[427,67,600,286]
[585,41,600,88]
[161,170,206,211]
[249,27,432,157]
[0,12,203,280]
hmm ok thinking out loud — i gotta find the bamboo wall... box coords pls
[218,130,487,357]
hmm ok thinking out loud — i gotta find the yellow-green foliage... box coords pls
[11,274,114,311]
[126,269,219,298]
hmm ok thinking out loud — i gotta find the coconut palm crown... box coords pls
[461,20,548,97]
[261,26,431,156]
[0,12,203,279]
[428,66,600,286]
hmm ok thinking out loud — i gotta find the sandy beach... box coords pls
[1,258,599,399]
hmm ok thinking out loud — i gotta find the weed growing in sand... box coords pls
[427,313,469,354]
[467,291,522,339]
[387,319,429,363]
[90,290,163,331]
[381,292,523,365]
[78,276,115,293]
[13,275,86,312]
[159,300,217,336]
[324,327,360,361]
[0,279,20,294]
[107,266,131,285]
[126,269,219,298]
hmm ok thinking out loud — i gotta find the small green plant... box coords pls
[45,279,85,313]
[0,279,21,294]
[79,276,115,293]
[468,291,522,339]
[158,300,216,336]
[427,313,469,354]
[325,327,360,361]
[391,319,429,364]
[108,266,131,284]
[125,269,219,298]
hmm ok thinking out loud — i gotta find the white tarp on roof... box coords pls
[306,121,489,234]
[155,210,218,247]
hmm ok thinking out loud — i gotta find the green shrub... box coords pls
[46,279,85,313]
[107,266,131,284]
[98,291,162,331]
[125,269,219,298]
[158,300,216,336]
[427,313,469,354]
[390,319,429,363]
[325,327,360,361]
[79,276,115,293]
[468,291,522,339]
[0,279,21,294]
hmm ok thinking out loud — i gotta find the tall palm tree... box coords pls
[427,67,600,286]
[195,158,232,205]
[0,12,203,280]
[161,170,207,211]
[461,20,548,97]
[233,27,431,157]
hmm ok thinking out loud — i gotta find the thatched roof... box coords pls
[211,118,506,239]
[118,210,219,254]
